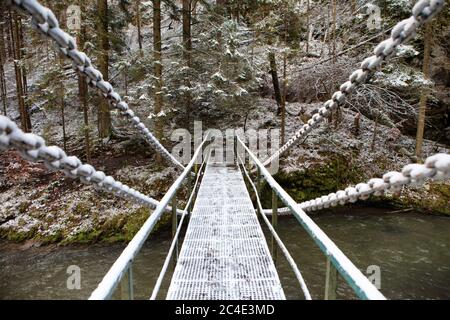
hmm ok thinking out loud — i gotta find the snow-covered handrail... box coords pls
[262,0,445,167]
[0,115,182,214]
[236,136,386,300]
[8,0,184,170]
[89,135,209,300]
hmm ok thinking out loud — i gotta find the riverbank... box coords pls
[1,207,449,300]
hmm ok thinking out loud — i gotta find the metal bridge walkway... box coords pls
[166,161,285,300]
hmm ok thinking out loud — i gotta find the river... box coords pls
[1,207,449,300]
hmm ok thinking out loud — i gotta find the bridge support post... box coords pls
[257,169,262,200]
[271,189,278,265]
[325,257,338,300]
[120,264,134,300]
[172,193,179,264]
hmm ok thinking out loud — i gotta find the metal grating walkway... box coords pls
[166,161,285,300]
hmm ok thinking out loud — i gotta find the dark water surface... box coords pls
[1,207,449,300]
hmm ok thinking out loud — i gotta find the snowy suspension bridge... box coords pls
[2,0,449,300]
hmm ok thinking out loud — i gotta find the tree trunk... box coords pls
[61,89,67,152]
[0,17,7,116]
[415,23,432,158]
[371,116,379,152]
[305,0,310,55]
[97,0,111,139]
[77,0,91,162]
[353,112,360,136]
[331,0,337,64]
[182,0,192,124]
[153,0,164,163]
[4,5,12,58]
[350,0,356,14]
[269,50,282,114]
[281,50,287,145]
[136,0,143,54]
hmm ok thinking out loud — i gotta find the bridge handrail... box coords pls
[89,135,210,300]
[150,150,211,300]
[237,154,312,300]
[8,0,184,170]
[262,0,445,167]
[237,136,386,300]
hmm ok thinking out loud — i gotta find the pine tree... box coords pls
[97,0,111,139]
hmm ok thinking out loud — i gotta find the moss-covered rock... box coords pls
[260,154,364,207]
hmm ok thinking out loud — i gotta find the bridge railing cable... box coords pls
[89,135,210,300]
[262,0,445,167]
[237,136,386,300]
[149,150,211,300]
[8,0,184,170]
[237,152,312,300]
[0,115,182,214]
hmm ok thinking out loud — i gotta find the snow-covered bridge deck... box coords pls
[166,162,285,300]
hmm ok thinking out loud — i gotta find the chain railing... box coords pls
[237,136,386,300]
[89,135,210,300]
[262,0,445,167]
[8,0,184,169]
[0,115,182,214]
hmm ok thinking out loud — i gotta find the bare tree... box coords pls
[10,9,31,132]
[415,23,432,158]
[136,0,143,55]
[153,0,164,163]
[183,0,192,124]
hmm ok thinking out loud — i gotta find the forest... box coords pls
[0,0,450,302]
[0,1,448,249]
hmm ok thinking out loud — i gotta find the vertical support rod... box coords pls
[120,263,134,300]
[172,193,178,263]
[187,172,193,215]
[271,189,278,265]
[256,169,262,195]
[325,257,338,300]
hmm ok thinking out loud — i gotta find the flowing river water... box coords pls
[0,207,449,300]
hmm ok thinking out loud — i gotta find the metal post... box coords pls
[172,193,178,263]
[256,169,263,215]
[271,189,278,265]
[325,257,338,300]
[187,172,193,215]
[120,263,134,300]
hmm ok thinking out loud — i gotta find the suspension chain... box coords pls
[263,0,445,167]
[282,153,449,213]
[7,0,184,169]
[0,115,176,212]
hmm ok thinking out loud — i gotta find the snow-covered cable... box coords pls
[299,153,450,213]
[0,115,182,214]
[7,0,184,170]
[262,0,445,167]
